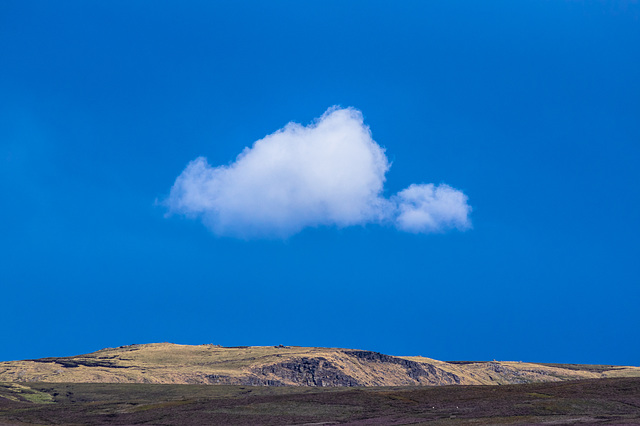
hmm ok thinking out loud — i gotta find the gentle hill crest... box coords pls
[2,343,638,387]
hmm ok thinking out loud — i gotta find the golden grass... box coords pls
[1,343,638,387]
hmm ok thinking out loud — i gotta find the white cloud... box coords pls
[165,106,471,238]
[394,184,472,233]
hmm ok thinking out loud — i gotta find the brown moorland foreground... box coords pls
[1,378,640,425]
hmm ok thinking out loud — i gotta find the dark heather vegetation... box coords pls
[1,378,640,425]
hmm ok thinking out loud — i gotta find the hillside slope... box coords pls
[1,343,638,386]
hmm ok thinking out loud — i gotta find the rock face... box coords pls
[344,351,462,385]
[253,357,360,386]
[1,343,638,387]
[188,353,460,387]
[163,352,462,387]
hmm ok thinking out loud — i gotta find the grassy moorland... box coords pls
[1,344,639,424]
[1,343,639,387]
[1,378,640,425]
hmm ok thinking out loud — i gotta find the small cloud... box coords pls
[164,106,471,238]
[394,184,472,233]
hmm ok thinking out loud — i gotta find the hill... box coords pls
[1,343,638,386]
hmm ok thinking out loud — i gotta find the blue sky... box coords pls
[1,1,639,365]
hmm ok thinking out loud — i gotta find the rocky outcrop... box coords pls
[242,351,462,387]
[252,357,361,386]
[344,350,462,385]
[203,374,287,386]
[27,357,131,369]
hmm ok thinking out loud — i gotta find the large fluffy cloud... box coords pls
[165,107,471,238]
